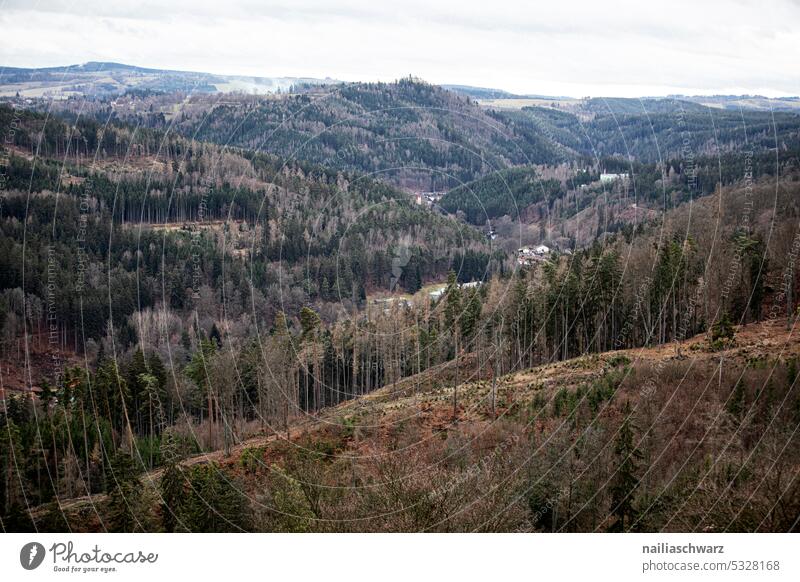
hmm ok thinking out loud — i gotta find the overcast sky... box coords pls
[1,0,798,97]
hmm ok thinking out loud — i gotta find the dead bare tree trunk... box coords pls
[452,331,459,419]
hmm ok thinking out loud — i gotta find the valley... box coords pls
[1,64,800,534]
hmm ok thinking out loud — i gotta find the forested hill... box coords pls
[0,105,496,346]
[43,79,578,188]
[491,101,800,162]
[440,147,800,234]
[33,80,800,192]
[3,94,800,533]
[8,173,800,532]
[154,79,578,187]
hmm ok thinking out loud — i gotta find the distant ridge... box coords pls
[0,61,342,97]
[1,61,798,111]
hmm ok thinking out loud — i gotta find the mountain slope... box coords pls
[0,104,492,342]
[160,79,573,188]
[17,74,800,192]
[26,318,800,532]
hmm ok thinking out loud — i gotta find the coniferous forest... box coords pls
[2,74,800,534]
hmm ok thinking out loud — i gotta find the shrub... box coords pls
[607,354,631,367]
[709,313,736,350]
[239,446,267,473]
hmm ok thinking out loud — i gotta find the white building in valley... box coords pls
[517,244,551,266]
[415,191,445,206]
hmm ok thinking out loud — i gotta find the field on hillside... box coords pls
[477,97,581,110]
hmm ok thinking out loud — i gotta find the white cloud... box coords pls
[0,0,797,96]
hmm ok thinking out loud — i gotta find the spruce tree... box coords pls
[106,452,144,532]
[179,464,250,532]
[608,403,641,532]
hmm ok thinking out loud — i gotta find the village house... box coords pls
[415,191,445,206]
[516,244,551,266]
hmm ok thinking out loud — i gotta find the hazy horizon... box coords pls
[2,59,798,101]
